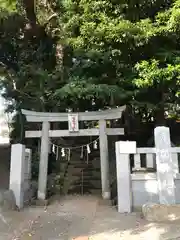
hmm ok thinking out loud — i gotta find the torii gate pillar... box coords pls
[38,121,50,200]
[99,119,110,199]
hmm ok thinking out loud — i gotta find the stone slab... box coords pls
[115,141,132,213]
[9,144,25,209]
[142,203,180,222]
[119,141,137,154]
[154,127,176,204]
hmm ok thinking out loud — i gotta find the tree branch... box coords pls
[43,13,58,28]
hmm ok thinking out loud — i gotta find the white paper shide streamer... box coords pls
[61,148,65,157]
[51,137,99,164]
[68,149,71,162]
[80,146,84,159]
[87,144,91,154]
[56,147,59,161]
[93,140,98,149]
[52,144,55,153]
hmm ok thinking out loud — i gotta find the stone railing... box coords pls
[115,127,180,213]
[131,147,180,174]
[131,148,156,172]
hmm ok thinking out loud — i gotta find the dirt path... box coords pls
[1,195,180,240]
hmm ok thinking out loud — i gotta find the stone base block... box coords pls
[142,203,180,222]
[0,190,16,211]
[31,199,49,207]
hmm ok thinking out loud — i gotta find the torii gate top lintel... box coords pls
[22,106,126,122]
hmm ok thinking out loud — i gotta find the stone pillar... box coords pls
[9,144,25,209]
[115,141,136,213]
[154,127,176,204]
[25,149,32,179]
[171,153,179,176]
[146,153,155,169]
[38,121,50,200]
[99,119,110,199]
[24,149,32,201]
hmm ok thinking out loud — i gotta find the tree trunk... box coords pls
[154,104,165,126]
[22,0,46,39]
[23,0,36,26]
[154,90,166,126]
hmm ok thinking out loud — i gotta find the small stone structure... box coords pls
[115,126,180,217]
[0,189,16,211]
[142,203,180,222]
[9,144,32,209]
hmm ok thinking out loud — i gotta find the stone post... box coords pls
[171,153,179,177]
[99,119,110,199]
[24,149,32,201]
[9,144,25,209]
[25,149,32,180]
[154,126,175,204]
[146,153,155,169]
[38,121,50,200]
[115,141,136,213]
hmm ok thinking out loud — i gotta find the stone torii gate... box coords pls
[22,106,125,200]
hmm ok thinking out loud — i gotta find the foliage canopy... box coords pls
[0,0,180,141]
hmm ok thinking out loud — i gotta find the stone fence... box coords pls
[115,126,180,213]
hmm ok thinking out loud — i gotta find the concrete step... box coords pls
[70,165,100,170]
[68,166,101,172]
[67,168,84,175]
[71,173,99,179]
[68,189,92,194]
[63,169,101,181]
[64,175,79,182]
[71,175,101,181]
[69,184,98,189]
[70,158,100,164]
[77,167,101,172]
[73,180,101,188]
[68,186,101,194]
[73,177,101,183]
[72,164,93,168]
[61,155,102,195]
[91,189,101,195]
[71,170,100,177]
[70,157,100,162]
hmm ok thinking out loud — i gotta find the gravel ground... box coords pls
[0,195,180,240]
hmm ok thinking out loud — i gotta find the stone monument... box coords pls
[154,126,175,204]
